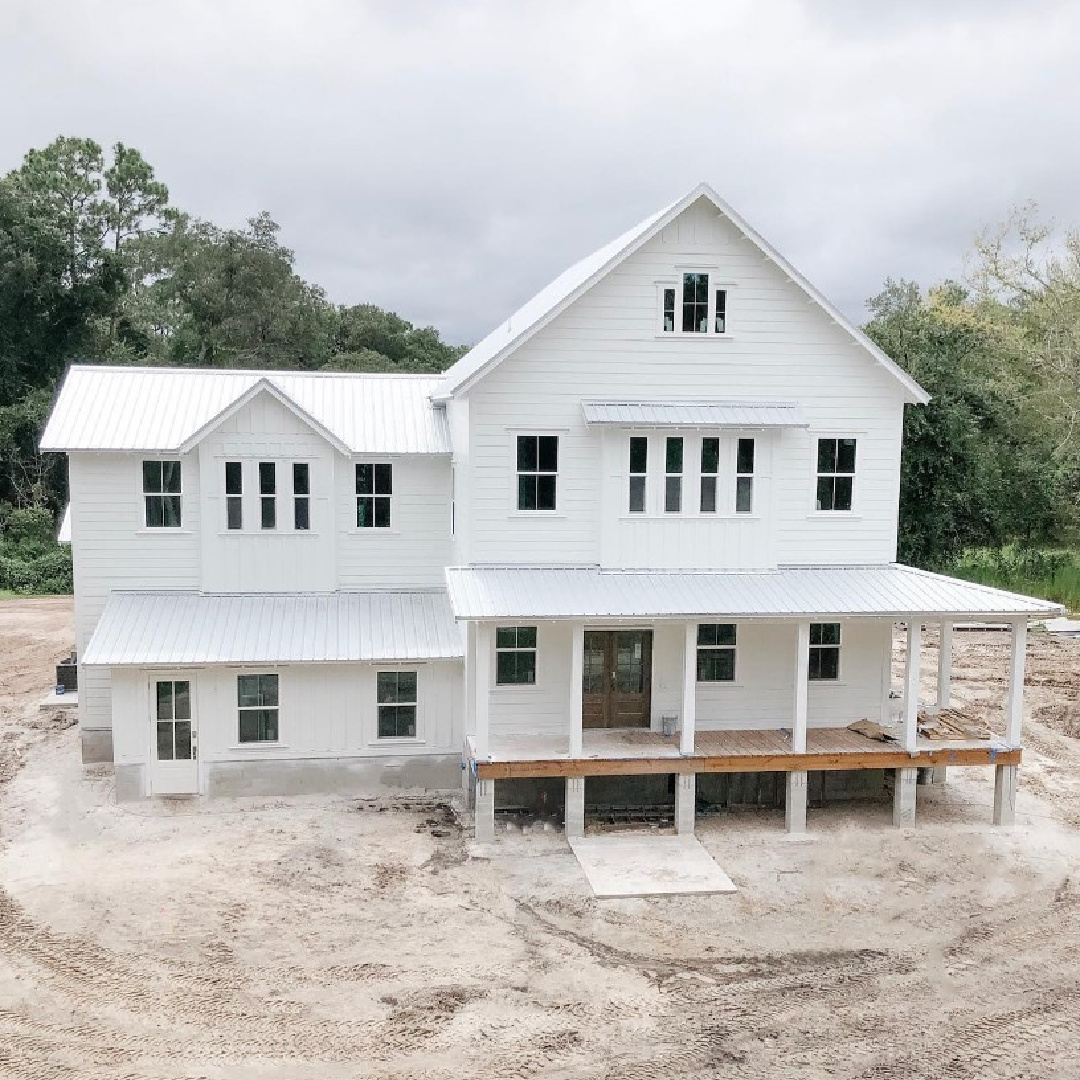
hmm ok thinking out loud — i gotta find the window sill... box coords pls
[218,531,321,538]
[353,527,403,536]
[369,737,426,747]
[806,512,862,520]
[135,527,192,535]
[230,741,289,751]
[653,333,735,341]
[619,514,761,522]
[508,512,566,519]
[492,682,541,693]
[696,681,745,689]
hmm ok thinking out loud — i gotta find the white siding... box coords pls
[488,622,572,741]
[69,451,201,731]
[463,196,907,568]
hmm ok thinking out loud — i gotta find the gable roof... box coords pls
[436,183,930,405]
[40,365,451,455]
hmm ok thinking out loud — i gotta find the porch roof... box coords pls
[82,589,463,666]
[581,400,807,428]
[444,564,1065,621]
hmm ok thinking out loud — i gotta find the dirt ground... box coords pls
[3,598,1080,1079]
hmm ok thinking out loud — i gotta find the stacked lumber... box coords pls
[917,708,991,741]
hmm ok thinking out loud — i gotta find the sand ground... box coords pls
[2,596,1080,1079]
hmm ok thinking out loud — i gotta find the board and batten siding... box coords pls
[460,195,907,569]
[69,451,201,733]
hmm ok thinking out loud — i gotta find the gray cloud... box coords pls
[2,0,1078,345]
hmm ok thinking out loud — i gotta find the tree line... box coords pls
[1,135,1079,589]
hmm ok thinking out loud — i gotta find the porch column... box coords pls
[681,621,697,755]
[995,618,1027,827]
[565,777,585,838]
[474,622,492,758]
[475,779,495,843]
[903,621,921,753]
[937,621,953,709]
[788,621,810,835]
[569,622,584,757]
[675,773,696,835]
[893,767,917,827]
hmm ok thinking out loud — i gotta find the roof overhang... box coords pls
[581,400,808,428]
[83,590,464,666]
[444,564,1064,621]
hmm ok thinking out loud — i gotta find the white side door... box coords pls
[150,677,199,794]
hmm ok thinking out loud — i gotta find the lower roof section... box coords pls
[444,564,1065,621]
[83,590,463,667]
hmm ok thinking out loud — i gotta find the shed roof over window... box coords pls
[581,400,807,428]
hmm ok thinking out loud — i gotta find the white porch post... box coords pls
[937,621,953,710]
[787,620,810,835]
[569,622,585,756]
[995,618,1027,827]
[675,773,696,834]
[681,621,697,755]
[474,621,492,758]
[903,621,921,753]
[565,776,585,838]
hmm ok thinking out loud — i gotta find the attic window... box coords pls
[659,274,728,335]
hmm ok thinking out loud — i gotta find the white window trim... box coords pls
[234,670,284,747]
[140,457,184,531]
[695,623,739,684]
[374,666,422,742]
[655,273,736,338]
[493,624,540,690]
[354,460,394,531]
[808,623,843,682]
[224,458,244,532]
[507,429,566,515]
[809,433,862,516]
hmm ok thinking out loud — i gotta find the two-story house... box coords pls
[41,183,1061,839]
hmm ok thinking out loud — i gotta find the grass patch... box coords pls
[950,546,1080,612]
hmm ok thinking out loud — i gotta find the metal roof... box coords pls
[82,590,463,666]
[581,400,807,428]
[444,564,1064,620]
[40,366,451,455]
[436,183,930,405]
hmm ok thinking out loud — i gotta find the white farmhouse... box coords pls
[41,183,1062,838]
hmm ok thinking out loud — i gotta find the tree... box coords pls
[328,303,466,373]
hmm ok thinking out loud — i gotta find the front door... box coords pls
[150,677,199,794]
[582,630,652,728]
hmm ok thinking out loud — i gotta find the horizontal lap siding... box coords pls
[488,622,571,740]
[463,197,906,569]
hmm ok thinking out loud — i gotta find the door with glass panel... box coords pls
[582,630,652,729]
[150,677,198,794]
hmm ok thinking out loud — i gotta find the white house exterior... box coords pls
[40,183,1062,836]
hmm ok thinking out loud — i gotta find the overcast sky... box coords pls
[3,0,1078,345]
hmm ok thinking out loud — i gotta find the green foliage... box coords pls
[328,304,467,373]
[0,507,72,594]
[952,545,1080,611]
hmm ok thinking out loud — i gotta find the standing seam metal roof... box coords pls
[39,366,451,455]
[82,591,464,666]
[443,565,1064,620]
[581,400,807,427]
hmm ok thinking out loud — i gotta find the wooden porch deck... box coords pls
[473,725,1021,780]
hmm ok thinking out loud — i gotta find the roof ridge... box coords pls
[68,363,443,380]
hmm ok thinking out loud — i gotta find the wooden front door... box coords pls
[582,630,652,729]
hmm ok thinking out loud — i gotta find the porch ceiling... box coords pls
[445,564,1064,621]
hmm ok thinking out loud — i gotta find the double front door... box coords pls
[582,630,652,728]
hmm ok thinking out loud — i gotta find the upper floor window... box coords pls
[225,461,242,530]
[142,460,182,528]
[516,435,558,511]
[377,671,417,738]
[495,626,537,685]
[660,274,728,335]
[628,436,647,513]
[736,438,754,513]
[664,437,683,513]
[357,463,392,528]
[259,462,276,529]
[697,623,737,682]
[700,437,719,513]
[238,673,279,742]
[809,623,841,680]
[293,463,310,531]
[816,438,856,512]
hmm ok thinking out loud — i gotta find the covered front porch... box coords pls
[446,564,1063,841]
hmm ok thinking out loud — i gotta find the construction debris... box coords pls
[917,708,991,741]
[848,719,897,743]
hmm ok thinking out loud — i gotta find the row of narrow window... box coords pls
[662,273,727,335]
[494,622,843,686]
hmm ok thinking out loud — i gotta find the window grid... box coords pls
[629,436,647,513]
[516,435,558,511]
[356,463,392,528]
[237,673,279,742]
[662,287,676,333]
[495,626,538,685]
[699,437,719,513]
[714,288,727,334]
[697,624,737,682]
[155,679,192,760]
[736,438,755,514]
[377,671,418,738]
[293,463,310,531]
[225,461,242,530]
[682,272,709,333]
[142,460,182,528]
[665,436,683,513]
[809,623,841,681]
[259,462,276,530]
[816,438,856,512]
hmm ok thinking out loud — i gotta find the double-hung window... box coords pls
[714,288,727,333]
[259,462,276,529]
[142,460,182,528]
[809,623,841,680]
[237,674,279,742]
[665,437,683,513]
[628,436,647,513]
[377,671,417,738]
[495,626,537,685]
[516,435,558,511]
[816,438,856,511]
[356,464,392,528]
[736,438,755,514]
[225,461,243,530]
[700,437,719,513]
[697,624,737,682]
[293,463,310,531]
